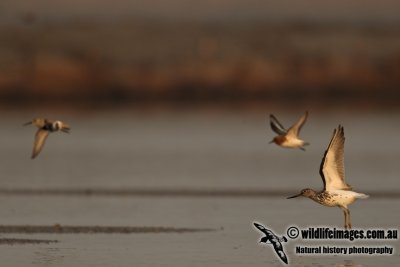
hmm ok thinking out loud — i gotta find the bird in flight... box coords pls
[269,111,309,151]
[253,222,288,264]
[287,125,368,229]
[24,118,70,159]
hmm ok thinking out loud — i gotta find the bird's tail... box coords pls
[355,193,369,199]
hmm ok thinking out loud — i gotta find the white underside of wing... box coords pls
[324,167,350,191]
[323,143,350,190]
[321,125,350,191]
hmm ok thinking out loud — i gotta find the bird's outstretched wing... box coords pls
[253,222,275,236]
[272,245,288,264]
[32,129,49,159]
[254,223,277,243]
[254,222,269,234]
[270,114,287,135]
[287,111,308,138]
[319,125,351,191]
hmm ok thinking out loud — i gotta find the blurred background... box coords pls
[0,2,399,266]
[0,0,400,107]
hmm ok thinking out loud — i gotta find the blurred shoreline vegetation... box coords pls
[0,15,400,105]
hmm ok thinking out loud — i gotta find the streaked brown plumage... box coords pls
[24,118,70,159]
[287,125,368,229]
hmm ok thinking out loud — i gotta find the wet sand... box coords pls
[0,109,398,266]
[0,238,57,245]
[0,197,398,266]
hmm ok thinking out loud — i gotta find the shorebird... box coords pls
[287,125,368,229]
[269,111,309,150]
[24,118,70,159]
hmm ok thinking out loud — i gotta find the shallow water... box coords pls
[1,109,399,191]
[0,108,398,266]
[0,197,398,266]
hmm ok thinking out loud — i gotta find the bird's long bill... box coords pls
[23,121,32,126]
[61,126,71,133]
[287,193,302,199]
[268,140,274,144]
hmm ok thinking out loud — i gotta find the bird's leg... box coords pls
[342,208,347,230]
[347,209,352,229]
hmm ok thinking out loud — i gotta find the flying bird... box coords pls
[287,125,368,229]
[24,118,70,159]
[269,111,309,150]
[253,222,288,264]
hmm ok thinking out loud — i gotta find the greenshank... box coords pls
[287,125,368,229]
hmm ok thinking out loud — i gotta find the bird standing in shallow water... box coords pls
[269,111,309,151]
[287,125,368,229]
[24,118,70,159]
